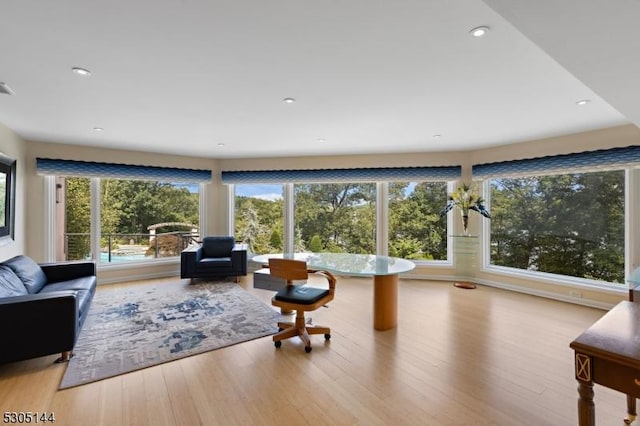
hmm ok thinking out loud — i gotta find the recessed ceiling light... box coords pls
[93,127,104,132]
[469,26,490,37]
[316,138,326,143]
[433,134,442,139]
[72,67,92,76]
[576,99,591,106]
[283,97,296,103]
[217,143,225,147]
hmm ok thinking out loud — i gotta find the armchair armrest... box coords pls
[232,243,248,252]
[181,244,204,278]
[231,244,248,274]
[40,261,96,283]
[0,291,79,363]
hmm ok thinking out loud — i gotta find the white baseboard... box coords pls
[473,277,613,310]
[402,273,613,310]
[98,270,181,286]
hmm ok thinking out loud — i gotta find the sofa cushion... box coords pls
[40,276,96,318]
[202,237,235,258]
[0,266,28,297]
[4,255,48,294]
[198,257,232,269]
[40,276,96,293]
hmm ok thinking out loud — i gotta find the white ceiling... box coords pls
[0,0,635,159]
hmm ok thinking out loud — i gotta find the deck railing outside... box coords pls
[64,231,200,262]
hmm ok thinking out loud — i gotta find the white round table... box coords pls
[252,252,415,330]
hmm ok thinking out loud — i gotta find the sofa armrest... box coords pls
[0,291,79,363]
[40,261,96,283]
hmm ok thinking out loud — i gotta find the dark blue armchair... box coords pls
[180,236,248,283]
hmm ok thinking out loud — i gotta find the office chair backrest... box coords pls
[269,258,309,283]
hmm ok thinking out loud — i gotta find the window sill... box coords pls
[482,264,627,295]
[96,256,180,271]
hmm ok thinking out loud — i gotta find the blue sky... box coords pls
[172,182,199,193]
[236,184,283,201]
[234,182,420,200]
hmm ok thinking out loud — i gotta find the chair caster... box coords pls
[305,346,312,353]
[274,341,282,349]
[324,333,331,341]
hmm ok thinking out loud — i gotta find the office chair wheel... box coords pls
[324,333,331,341]
[274,341,282,348]
[305,346,312,353]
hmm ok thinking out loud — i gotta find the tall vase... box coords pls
[461,213,469,236]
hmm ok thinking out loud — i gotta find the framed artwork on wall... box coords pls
[0,153,16,240]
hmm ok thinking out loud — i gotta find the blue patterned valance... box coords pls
[221,166,461,184]
[36,158,211,183]
[473,146,640,179]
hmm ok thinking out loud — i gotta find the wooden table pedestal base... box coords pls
[453,281,476,289]
[373,274,398,331]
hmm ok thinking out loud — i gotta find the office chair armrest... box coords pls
[309,269,337,293]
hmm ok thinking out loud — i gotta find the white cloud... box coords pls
[253,193,283,202]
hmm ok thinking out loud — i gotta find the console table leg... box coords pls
[577,382,595,426]
[624,395,636,425]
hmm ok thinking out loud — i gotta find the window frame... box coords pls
[230,179,452,264]
[44,176,205,269]
[480,169,634,293]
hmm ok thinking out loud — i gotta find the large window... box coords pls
[489,171,625,284]
[294,183,376,254]
[234,184,284,255]
[63,177,91,260]
[60,177,199,263]
[223,166,459,259]
[232,181,451,258]
[388,181,448,260]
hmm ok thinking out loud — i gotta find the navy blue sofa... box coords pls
[0,255,96,364]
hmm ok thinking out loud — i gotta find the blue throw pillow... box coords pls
[0,265,28,297]
[4,255,48,294]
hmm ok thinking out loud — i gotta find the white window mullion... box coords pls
[626,168,640,276]
[283,183,294,253]
[376,182,388,256]
[90,178,100,262]
[481,179,491,269]
[447,180,455,262]
[222,183,230,237]
[43,176,56,262]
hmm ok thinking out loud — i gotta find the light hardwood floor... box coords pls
[0,275,631,425]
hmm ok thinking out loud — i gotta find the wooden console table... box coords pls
[570,301,640,425]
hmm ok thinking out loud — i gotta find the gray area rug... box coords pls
[60,280,279,389]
